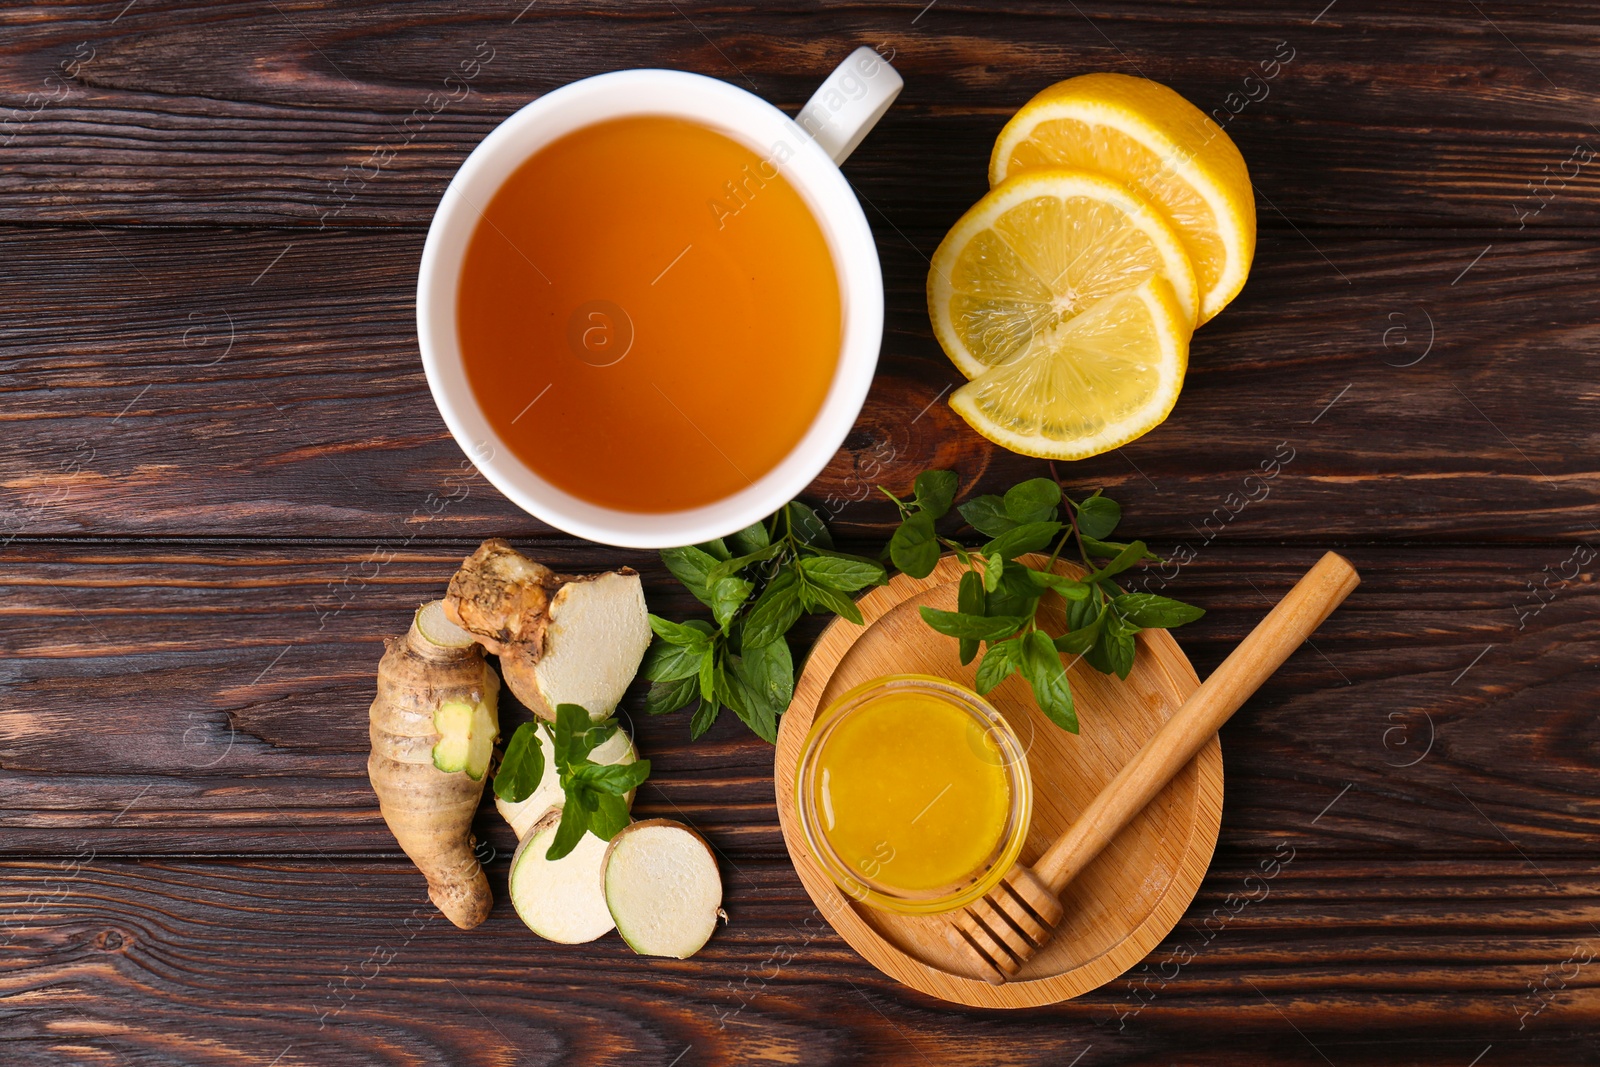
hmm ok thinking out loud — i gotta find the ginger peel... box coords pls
[367,601,499,930]
[444,539,650,722]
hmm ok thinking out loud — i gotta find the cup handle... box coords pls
[795,46,903,165]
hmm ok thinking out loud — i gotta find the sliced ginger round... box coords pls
[510,811,616,944]
[949,276,1190,460]
[603,819,723,959]
[928,168,1196,382]
[989,72,1255,324]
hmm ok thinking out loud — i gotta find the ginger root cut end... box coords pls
[443,538,558,656]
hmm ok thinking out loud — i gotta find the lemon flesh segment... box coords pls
[990,73,1256,324]
[949,277,1190,461]
[930,168,1197,381]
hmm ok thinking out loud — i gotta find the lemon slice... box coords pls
[990,73,1255,324]
[948,276,1189,460]
[928,168,1196,381]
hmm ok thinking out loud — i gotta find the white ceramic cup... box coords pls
[417,47,903,548]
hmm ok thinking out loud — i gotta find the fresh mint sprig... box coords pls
[643,502,886,743]
[882,471,1203,733]
[493,703,652,861]
[645,474,1200,742]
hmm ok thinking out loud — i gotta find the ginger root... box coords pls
[441,538,558,654]
[368,600,500,930]
[443,539,650,722]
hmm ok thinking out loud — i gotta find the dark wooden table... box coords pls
[4,2,1599,1064]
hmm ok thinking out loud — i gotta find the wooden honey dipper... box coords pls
[948,551,1360,983]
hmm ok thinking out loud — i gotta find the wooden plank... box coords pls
[3,1,1593,1060]
[3,226,1599,541]
[0,855,1596,1065]
[1,1,1599,228]
[1,543,1594,862]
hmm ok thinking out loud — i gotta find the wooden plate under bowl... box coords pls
[774,553,1222,1009]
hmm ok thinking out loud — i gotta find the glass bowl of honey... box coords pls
[794,674,1033,915]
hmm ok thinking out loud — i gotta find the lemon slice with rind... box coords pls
[948,276,1189,460]
[989,72,1255,324]
[929,168,1197,382]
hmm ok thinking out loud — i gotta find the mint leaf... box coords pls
[735,638,794,720]
[698,646,720,702]
[493,722,544,803]
[689,699,722,739]
[983,521,1062,561]
[707,541,785,586]
[1107,629,1137,679]
[982,551,1004,593]
[695,538,732,562]
[642,637,706,682]
[1054,605,1104,656]
[576,759,652,796]
[985,560,1043,619]
[726,520,770,556]
[645,675,699,716]
[1112,593,1204,629]
[710,575,754,628]
[1087,540,1148,583]
[958,495,1015,537]
[744,567,803,648]
[918,606,1027,642]
[975,637,1021,694]
[660,545,721,605]
[799,555,884,592]
[1080,536,1158,562]
[557,704,610,764]
[551,703,584,769]
[1075,494,1121,540]
[913,470,958,518]
[647,615,713,651]
[589,792,631,840]
[1105,606,1142,639]
[1066,591,1101,631]
[726,675,777,743]
[1003,478,1061,524]
[786,501,833,547]
[889,509,940,578]
[798,577,863,625]
[1027,569,1090,600]
[1085,622,1136,679]
[957,569,986,665]
[1022,630,1078,733]
[545,800,590,860]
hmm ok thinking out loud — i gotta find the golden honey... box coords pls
[811,687,1012,893]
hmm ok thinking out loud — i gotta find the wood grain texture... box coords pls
[3,1,1600,229]
[4,0,1600,1060]
[774,553,1220,1007]
[3,227,1599,541]
[0,856,1597,1066]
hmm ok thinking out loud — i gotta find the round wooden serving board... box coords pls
[774,553,1223,1009]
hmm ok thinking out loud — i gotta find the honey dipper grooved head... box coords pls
[949,866,1063,984]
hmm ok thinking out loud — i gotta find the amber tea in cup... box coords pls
[455,115,842,514]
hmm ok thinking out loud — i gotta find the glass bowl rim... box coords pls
[793,672,1034,915]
